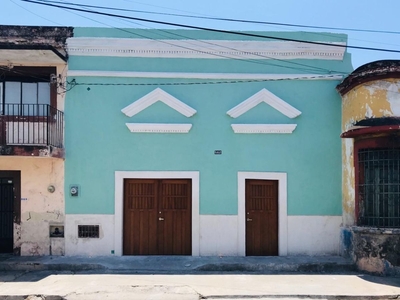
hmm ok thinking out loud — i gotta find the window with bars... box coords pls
[358,147,400,228]
[78,225,99,238]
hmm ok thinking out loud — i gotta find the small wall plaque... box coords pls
[50,225,64,238]
[214,150,222,155]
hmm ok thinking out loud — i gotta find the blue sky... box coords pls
[3,0,400,69]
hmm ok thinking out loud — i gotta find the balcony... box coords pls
[0,104,64,157]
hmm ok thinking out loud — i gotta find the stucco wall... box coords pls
[64,29,353,256]
[341,79,400,226]
[0,156,64,256]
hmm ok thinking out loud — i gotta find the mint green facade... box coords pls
[65,28,353,217]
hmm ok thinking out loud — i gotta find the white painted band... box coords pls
[125,123,192,133]
[67,38,346,60]
[231,124,297,134]
[67,70,344,81]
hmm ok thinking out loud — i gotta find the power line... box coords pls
[48,0,344,75]
[71,74,344,87]
[9,0,63,26]
[32,0,400,36]
[20,0,400,54]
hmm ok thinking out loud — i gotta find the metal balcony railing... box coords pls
[0,104,64,148]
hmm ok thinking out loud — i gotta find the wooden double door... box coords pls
[123,179,192,255]
[246,179,278,256]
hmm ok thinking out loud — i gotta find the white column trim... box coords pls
[114,171,200,256]
[237,172,288,256]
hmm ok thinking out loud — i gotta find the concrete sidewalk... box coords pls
[0,256,399,299]
[0,271,400,299]
[0,255,356,273]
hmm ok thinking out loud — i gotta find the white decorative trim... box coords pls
[231,124,297,134]
[238,172,288,256]
[67,70,343,81]
[67,38,346,60]
[121,88,196,118]
[114,171,200,256]
[126,123,192,133]
[227,88,301,119]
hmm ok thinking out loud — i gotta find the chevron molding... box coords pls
[227,89,301,119]
[121,88,196,118]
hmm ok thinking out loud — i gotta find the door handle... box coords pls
[159,217,164,221]
[247,218,252,222]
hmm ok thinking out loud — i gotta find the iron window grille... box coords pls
[78,225,100,238]
[358,147,400,228]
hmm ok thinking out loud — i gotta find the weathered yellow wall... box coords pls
[341,78,400,226]
[0,157,64,255]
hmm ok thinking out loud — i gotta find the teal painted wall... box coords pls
[65,29,353,216]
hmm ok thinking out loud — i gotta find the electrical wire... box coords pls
[72,74,345,87]
[3,0,356,90]
[20,0,400,54]
[29,0,400,36]
[8,0,63,26]
[53,0,344,75]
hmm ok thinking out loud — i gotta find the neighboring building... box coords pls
[64,28,352,256]
[0,26,72,255]
[337,60,400,276]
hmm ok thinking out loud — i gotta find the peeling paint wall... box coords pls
[342,79,400,131]
[0,157,64,256]
[342,227,400,276]
[341,78,400,226]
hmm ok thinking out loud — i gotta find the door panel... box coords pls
[246,179,278,256]
[123,179,158,255]
[158,180,191,255]
[123,179,192,255]
[0,178,14,253]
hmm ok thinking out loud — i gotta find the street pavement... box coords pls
[0,255,399,299]
[1,270,400,299]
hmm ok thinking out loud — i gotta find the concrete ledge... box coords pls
[0,255,355,274]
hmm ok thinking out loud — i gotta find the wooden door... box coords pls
[158,180,192,255]
[245,179,278,256]
[123,179,192,255]
[0,178,14,253]
[123,179,158,255]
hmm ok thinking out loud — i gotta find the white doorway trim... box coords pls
[114,171,200,256]
[238,172,288,256]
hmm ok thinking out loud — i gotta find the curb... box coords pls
[0,261,356,273]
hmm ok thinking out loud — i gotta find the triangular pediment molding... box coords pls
[227,88,301,119]
[121,88,197,117]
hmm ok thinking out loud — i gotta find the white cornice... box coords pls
[126,123,192,133]
[227,88,301,119]
[231,124,297,134]
[67,70,343,81]
[67,38,346,60]
[121,88,196,117]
